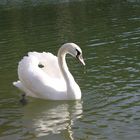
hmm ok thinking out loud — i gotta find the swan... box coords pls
[13,43,85,100]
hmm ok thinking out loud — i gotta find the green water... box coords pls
[0,0,140,140]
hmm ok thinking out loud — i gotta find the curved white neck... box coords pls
[58,51,75,86]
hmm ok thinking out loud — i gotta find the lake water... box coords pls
[0,0,140,140]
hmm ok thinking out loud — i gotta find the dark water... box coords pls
[0,0,140,140]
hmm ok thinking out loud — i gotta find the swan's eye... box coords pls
[76,49,81,57]
[38,63,44,68]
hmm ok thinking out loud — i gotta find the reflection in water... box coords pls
[23,100,83,139]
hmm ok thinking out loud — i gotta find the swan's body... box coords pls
[13,43,85,100]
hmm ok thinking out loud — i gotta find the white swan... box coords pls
[13,43,85,100]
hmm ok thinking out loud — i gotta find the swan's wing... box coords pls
[27,52,63,79]
[14,52,66,99]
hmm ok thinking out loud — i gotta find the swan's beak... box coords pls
[77,55,85,66]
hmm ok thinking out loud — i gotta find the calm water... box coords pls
[0,0,140,140]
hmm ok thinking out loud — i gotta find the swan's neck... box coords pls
[58,52,74,85]
[58,50,81,99]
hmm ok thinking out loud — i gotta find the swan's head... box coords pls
[61,43,85,66]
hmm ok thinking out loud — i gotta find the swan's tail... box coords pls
[13,81,37,98]
[13,80,21,88]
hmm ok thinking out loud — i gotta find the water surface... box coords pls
[0,0,140,140]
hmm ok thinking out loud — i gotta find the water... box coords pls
[0,0,140,139]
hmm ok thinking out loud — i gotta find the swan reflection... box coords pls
[23,100,83,139]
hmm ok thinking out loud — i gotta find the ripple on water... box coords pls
[0,1,140,139]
